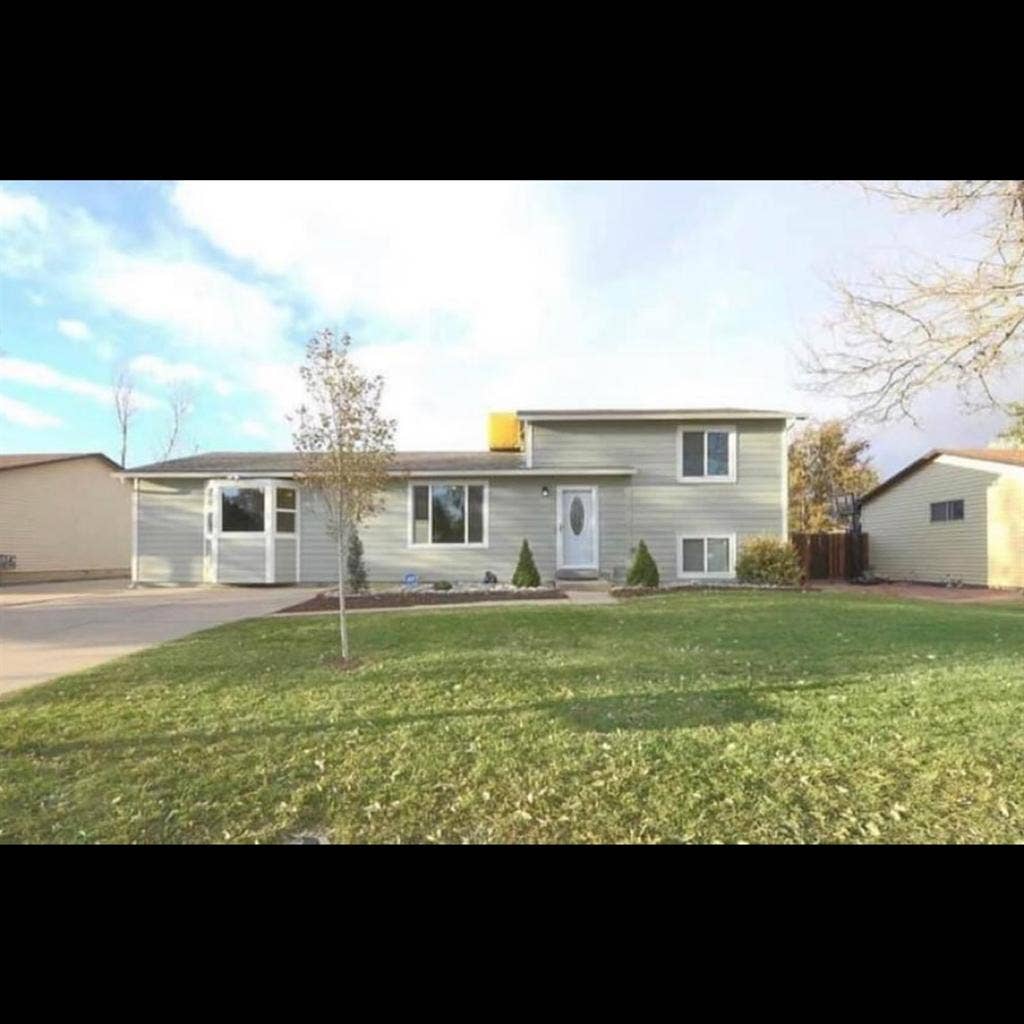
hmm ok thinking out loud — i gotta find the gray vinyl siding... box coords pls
[275,537,297,583]
[217,536,266,583]
[300,476,630,584]
[135,419,787,584]
[532,419,786,577]
[137,479,205,583]
[860,460,1005,586]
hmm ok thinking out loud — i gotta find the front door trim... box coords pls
[556,485,599,570]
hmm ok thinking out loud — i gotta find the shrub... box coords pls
[432,580,453,591]
[735,536,801,585]
[347,527,369,592]
[626,539,660,587]
[512,539,541,588]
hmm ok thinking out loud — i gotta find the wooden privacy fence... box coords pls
[790,532,868,580]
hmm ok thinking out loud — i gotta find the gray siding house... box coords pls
[120,409,798,586]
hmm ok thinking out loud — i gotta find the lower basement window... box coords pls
[678,534,735,576]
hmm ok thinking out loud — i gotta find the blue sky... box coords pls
[0,180,1016,476]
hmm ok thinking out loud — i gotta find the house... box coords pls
[118,409,800,586]
[859,448,1024,589]
[0,453,130,584]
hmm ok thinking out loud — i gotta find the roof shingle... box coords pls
[0,453,120,472]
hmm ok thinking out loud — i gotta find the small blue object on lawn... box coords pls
[403,572,419,588]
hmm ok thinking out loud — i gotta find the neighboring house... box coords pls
[860,448,1024,589]
[0,453,130,584]
[118,409,799,586]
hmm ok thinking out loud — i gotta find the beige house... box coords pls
[0,454,130,584]
[860,448,1024,589]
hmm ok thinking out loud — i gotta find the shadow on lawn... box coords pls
[6,688,780,760]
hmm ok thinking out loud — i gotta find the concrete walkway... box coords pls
[0,581,320,697]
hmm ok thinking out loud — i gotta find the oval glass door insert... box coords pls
[569,496,585,535]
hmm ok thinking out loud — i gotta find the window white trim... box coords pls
[556,485,600,570]
[676,424,737,484]
[676,533,737,579]
[407,480,490,548]
[525,422,534,468]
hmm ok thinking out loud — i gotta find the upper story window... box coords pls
[221,487,265,532]
[410,482,487,546]
[930,499,965,522]
[677,425,737,483]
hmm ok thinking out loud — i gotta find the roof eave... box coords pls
[117,466,637,480]
[516,410,806,422]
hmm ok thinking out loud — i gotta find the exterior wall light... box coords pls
[541,486,550,497]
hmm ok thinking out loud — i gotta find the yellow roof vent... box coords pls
[488,412,523,452]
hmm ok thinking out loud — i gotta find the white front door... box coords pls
[558,487,598,570]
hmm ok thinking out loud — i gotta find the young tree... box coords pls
[112,367,137,468]
[788,420,879,532]
[802,180,1024,423]
[291,330,395,663]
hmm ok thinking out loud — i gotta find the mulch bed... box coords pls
[279,588,567,613]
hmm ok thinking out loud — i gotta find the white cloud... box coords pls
[0,394,62,429]
[130,353,205,386]
[171,181,568,356]
[57,318,92,340]
[88,253,292,358]
[0,356,160,410]
[0,187,51,273]
[240,419,271,438]
[0,189,48,231]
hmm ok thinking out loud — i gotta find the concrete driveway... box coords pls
[0,581,321,696]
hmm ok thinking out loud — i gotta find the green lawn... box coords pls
[2,591,1023,843]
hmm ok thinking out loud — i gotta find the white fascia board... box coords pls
[936,454,1024,479]
[517,412,804,422]
[120,467,638,480]
[396,467,637,477]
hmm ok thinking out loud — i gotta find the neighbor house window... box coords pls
[678,426,736,482]
[221,487,265,532]
[930,499,965,523]
[276,488,296,533]
[678,535,735,576]
[410,483,487,545]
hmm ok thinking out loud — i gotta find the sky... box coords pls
[0,180,1018,477]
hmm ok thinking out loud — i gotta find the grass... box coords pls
[1,590,1022,844]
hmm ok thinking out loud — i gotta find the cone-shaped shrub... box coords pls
[626,539,660,587]
[347,527,369,592]
[512,539,541,587]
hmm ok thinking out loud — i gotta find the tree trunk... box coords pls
[120,426,127,469]
[336,505,350,662]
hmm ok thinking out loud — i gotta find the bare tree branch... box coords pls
[154,385,195,463]
[802,180,1024,423]
[112,367,137,469]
